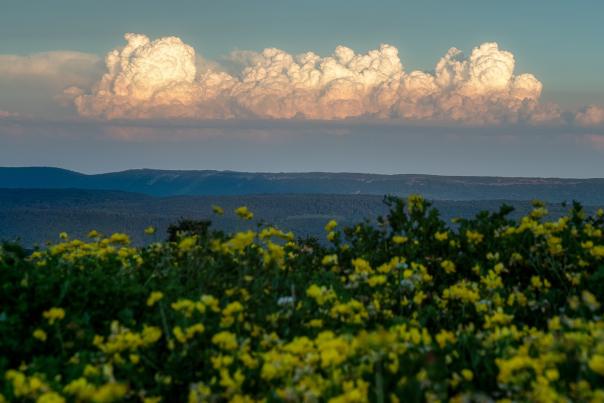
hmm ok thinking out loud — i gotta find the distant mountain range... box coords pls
[1,167,602,246]
[2,167,604,203]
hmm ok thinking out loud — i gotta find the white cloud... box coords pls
[69,33,554,124]
[576,105,604,127]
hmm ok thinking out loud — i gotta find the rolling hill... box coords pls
[2,167,604,203]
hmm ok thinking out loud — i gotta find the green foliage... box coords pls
[166,219,212,243]
[1,196,604,402]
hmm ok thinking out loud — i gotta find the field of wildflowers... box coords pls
[1,195,604,402]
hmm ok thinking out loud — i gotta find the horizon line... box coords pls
[2,165,604,181]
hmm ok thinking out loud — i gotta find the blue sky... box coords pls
[0,0,603,176]
[2,0,603,106]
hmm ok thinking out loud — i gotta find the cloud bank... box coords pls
[576,105,604,127]
[70,33,562,124]
[0,110,16,118]
[0,51,103,117]
[0,51,101,87]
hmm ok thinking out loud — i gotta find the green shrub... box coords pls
[1,196,603,402]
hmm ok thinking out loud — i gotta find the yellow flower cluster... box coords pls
[4,200,604,402]
[93,322,162,355]
[30,232,143,269]
[235,206,254,220]
[42,307,65,324]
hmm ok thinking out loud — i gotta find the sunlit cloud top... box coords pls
[0,31,602,128]
[63,33,559,125]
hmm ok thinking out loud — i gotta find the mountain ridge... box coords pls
[1,167,604,203]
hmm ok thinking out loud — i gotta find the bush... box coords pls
[1,196,604,402]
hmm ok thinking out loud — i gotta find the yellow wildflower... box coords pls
[129,354,140,364]
[413,291,427,305]
[588,355,604,376]
[178,236,197,252]
[392,235,408,244]
[92,383,128,402]
[146,291,164,307]
[226,231,255,251]
[108,233,130,244]
[481,270,503,290]
[407,194,424,213]
[440,260,456,274]
[325,219,338,232]
[33,328,47,341]
[173,324,206,344]
[306,284,336,305]
[235,206,253,220]
[466,230,484,245]
[212,331,238,350]
[223,301,244,316]
[43,307,65,324]
[582,290,600,311]
[37,392,65,403]
[88,230,100,238]
[590,245,604,259]
[461,369,474,381]
[321,254,338,266]
[434,231,448,241]
[352,258,372,274]
[435,330,456,348]
[307,319,324,328]
[367,275,387,287]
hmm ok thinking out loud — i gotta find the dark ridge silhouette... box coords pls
[2,167,604,203]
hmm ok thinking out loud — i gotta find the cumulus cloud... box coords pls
[70,33,555,124]
[576,105,604,127]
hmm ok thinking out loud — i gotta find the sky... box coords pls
[1,0,603,177]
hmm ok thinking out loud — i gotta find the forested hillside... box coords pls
[2,167,604,203]
[0,189,596,247]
